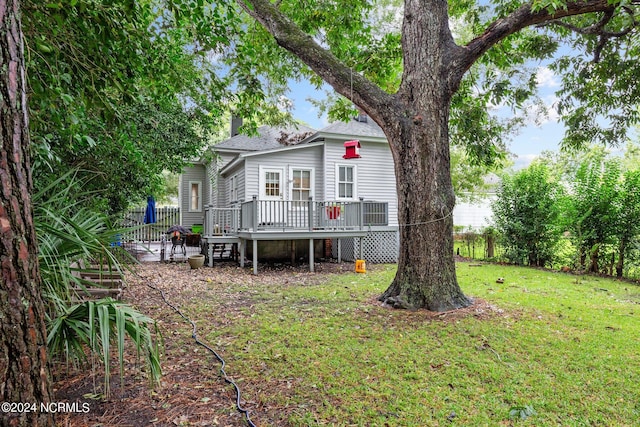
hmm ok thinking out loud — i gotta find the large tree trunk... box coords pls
[377,106,471,311]
[0,0,55,425]
[377,0,471,311]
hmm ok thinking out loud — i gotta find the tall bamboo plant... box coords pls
[35,171,161,397]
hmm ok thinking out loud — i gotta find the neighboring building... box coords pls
[452,196,495,230]
[179,115,399,272]
[452,174,499,231]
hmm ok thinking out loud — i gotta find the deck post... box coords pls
[252,195,258,231]
[308,196,313,231]
[252,239,258,275]
[337,238,341,263]
[205,203,212,236]
[309,238,314,272]
[239,239,245,267]
[208,242,214,267]
[359,197,364,230]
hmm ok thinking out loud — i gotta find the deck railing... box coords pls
[362,201,388,227]
[204,205,241,235]
[124,200,389,240]
[234,197,388,232]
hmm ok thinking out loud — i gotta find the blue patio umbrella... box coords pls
[143,196,156,247]
[143,196,157,224]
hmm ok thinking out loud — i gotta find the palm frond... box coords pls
[47,298,161,397]
[37,170,162,397]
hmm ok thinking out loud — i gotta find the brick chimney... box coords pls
[231,116,242,137]
[355,107,368,123]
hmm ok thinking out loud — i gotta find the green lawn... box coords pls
[191,262,640,426]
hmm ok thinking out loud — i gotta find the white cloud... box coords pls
[541,95,560,124]
[277,95,293,112]
[537,95,560,124]
[513,153,539,169]
[517,94,560,126]
[536,67,560,88]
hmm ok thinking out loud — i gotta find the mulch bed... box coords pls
[53,261,502,427]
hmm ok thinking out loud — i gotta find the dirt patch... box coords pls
[53,261,506,427]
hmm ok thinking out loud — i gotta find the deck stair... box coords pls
[70,261,124,301]
[210,242,238,263]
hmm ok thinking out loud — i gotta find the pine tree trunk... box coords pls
[0,0,55,425]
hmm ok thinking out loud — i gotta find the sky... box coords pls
[287,66,567,170]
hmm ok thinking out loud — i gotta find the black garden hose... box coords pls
[142,275,257,427]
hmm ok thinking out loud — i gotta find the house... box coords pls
[452,196,496,230]
[179,115,399,272]
[452,174,499,231]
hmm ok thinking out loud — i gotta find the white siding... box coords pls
[205,162,217,207]
[244,145,324,201]
[208,153,237,208]
[453,194,496,230]
[180,164,207,229]
[323,139,397,226]
[220,162,245,206]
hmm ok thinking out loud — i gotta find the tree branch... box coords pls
[461,1,636,71]
[235,0,400,122]
[543,6,637,62]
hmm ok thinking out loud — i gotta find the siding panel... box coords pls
[244,145,324,201]
[324,139,397,226]
[221,162,245,206]
[180,164,206,229]
[453,194,496,230]
[215,153,238,207]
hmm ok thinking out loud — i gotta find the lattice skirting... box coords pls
[332,230,399,263]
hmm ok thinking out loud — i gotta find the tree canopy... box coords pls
[226,0,639,157]
[23,0,235,212]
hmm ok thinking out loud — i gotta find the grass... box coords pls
[188,263,639,426]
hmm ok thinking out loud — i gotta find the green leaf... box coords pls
[509,405,537,420]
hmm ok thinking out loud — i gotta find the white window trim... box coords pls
[288,167,315,203]
[335,164,357,200]
[258,166,284,200]
[188,180,203,212]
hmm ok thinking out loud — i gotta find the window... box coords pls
[229,174,238,203]
[189,181,202,212]
[336,165,356,199]
[264,171,280,197]
[259,167,283,200]
[292,169,311,203]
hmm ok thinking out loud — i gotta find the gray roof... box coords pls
[316,117,386,139]
[215,123,316,152]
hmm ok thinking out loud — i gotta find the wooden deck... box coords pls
[202,198,387,273]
